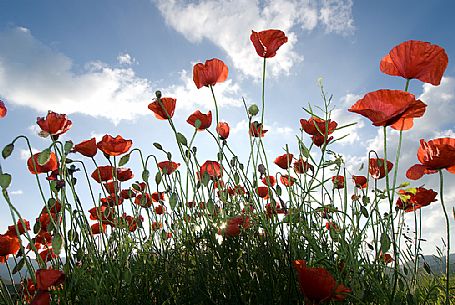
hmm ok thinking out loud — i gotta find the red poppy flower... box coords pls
[157,161,180,175]
[117,168,133,181]
[193,58,228,89]
[91,166,114,182]
[103,180,119,194]
[216,122,230,140]
[250,29,288,58]
[396,187,437,212]
[227,185,246,196]
[249,121,268,137]
[88,206,115,225]
[36,111,72,137]
[262,176,276,187]
[0,234,20,263]
[300,117,338,147]
[265,203,285,218]
[134,193,153,208]
[380,252,394,264]
[325,221,340,232]
[187,110,212,130]
[155,205,166,215]
[100,194,124,207]
[274,153,293,169]
[280,174,296,187]
[151,192,165,202]
[406,138,455,180]
[39,248,58,263]
[21,278,36,303]
[369,158,393,179]
[91,166,132,183]
[256,186,270,199]
[380,40,448,86]
[292,260,351,303]
[331,175,345,189]
[6,219,30,237]
[349,90,426,130]
[0,100,6,118]
[73,138,97,157]
[97,135,132,157]
[148,97,176,120]
[223,215,250,237]
[31,268,65,305]
[294,158,314,174]
[27,152,58,174]
[30,269,65,305]
[35,269,65,291]
[152,221,162,231]
[199,161,222,180]
[352,175,367,188]
[91,223,107,235]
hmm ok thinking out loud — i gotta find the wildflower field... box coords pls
[0,29,454,304]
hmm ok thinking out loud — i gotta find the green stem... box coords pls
[438,170,451,305]
[383,126,399,304]
[260,57,266,125]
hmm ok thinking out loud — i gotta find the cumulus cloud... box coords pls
[0,27,245,123]
[0,27,154,124]
[117,53,136,65]
[154,0,355,79]
[19,147,39,160]
[331,93,364,145]
[163,70,243,111]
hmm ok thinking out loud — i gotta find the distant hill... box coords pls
[418,253,455,274]
[0,257,39,284]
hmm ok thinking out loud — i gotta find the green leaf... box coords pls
[360,206,369,218]
[423,262,432,274]
[176,133,188,146]
[201,172,210,187]
[52,233,63,255]
[12,258,25,274]
[169,193,178,210]
[234,173,240,185]
[155,171,162,185]
[380,233,391,253]
[153,143,163,150]
[2,143,14,159]
[33,222,41,234]
[276,185,282,196]
[194,119,202,129]
[38,148,51,166]
[0,173,12,189]
[119,153,131,166]
[142,169,150,181]
[64,141,73,154]
[207,198,214,214]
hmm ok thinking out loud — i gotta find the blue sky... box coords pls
[0,0,454,255]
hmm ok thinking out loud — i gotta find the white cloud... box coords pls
[154,0,355,79]
[332,93,364,145]
[319,0,355,35]
[19,148,39,160]
[117,53,136,65]
[230,119,249,135]
[0,27,154,124]
[163,69,243,111]
[9,190,23,195]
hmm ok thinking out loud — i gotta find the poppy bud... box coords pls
[155,90,162,99]
[248,104,259,116]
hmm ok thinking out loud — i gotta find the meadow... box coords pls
[0,29,453,304]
